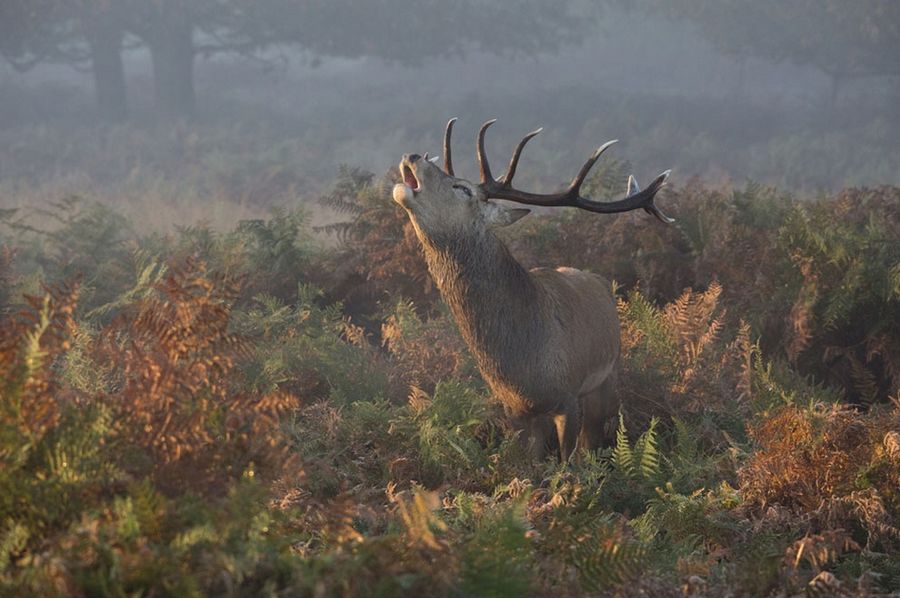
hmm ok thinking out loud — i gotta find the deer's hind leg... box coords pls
[579,371,620,453]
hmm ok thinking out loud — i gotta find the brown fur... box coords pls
[393,157,620,461]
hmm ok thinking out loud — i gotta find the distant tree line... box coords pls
[634,0,900,107]
[5,1,896,122]
[0,0,589,122]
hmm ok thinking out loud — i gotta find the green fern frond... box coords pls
[458,502,532,597]
[571,514,646,592]
[848,356,880,405]
[612,414,660,481]
[38,405,119,484]
[672,417,698,464]
[612,412,635,478]
[85,250,167,320]
[634,417,660,479]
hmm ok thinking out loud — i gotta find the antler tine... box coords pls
[568,140,617,193]
[443,117,458,176]
[477,119,498,183]
[501,128,542,186]
[638,171,675,223]
[571,168,673,221]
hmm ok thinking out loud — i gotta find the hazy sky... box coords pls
[2,6,898,197]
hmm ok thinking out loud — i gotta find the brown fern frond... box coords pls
[99,260,252,476]
[381,306,472,395]
[723,320,755,403]
[664,283,725,368]
[741,404,900,553]
[783,530,859,574]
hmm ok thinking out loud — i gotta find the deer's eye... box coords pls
[452,184,473,199]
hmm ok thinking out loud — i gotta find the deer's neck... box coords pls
[420,228,543,382]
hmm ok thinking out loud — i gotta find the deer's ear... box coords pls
[485,203,531,228]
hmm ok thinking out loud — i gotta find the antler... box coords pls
[443,117,458,176]
[444,119,674,224]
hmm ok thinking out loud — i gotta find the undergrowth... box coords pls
[0,172,898,595]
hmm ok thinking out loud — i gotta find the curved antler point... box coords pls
[592,139,618,158]
[477,120,498,182]
[655,209,676,224]
[443,118,458,175]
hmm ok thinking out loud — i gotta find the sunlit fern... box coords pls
[612,412,661,481]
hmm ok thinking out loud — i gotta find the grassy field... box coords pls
[1,156,899,595]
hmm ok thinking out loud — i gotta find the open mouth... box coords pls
[402,163,420,192]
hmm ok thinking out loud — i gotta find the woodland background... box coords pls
[1,0,899,595]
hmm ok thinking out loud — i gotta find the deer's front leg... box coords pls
[512,415,553,461]
[553,398,583,463]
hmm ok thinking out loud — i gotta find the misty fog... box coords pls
[2,3,899,229]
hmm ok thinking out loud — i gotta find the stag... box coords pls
[392,119,672,461]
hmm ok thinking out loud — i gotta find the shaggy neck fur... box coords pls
[418,226,546,398]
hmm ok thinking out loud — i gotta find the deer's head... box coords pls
[393,118,674,241]
[393,152,531,237]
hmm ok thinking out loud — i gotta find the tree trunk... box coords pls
[86,25,127,122]
[148,19,196,120]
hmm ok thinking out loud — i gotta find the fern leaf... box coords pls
[634,417,660,479]
[572,515,646,592]
[612,412,635,477]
